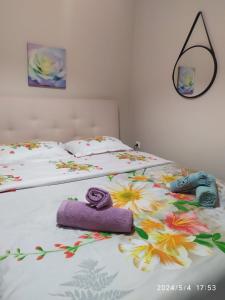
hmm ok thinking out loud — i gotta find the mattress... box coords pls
[0,150,225,300]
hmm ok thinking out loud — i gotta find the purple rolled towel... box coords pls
[57,200,133,233]
[86,187,112,209]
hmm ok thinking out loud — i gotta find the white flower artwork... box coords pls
[27,43,66,89]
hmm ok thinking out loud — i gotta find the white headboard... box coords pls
[0,97,119,143]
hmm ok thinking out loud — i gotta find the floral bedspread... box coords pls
[1,161,225,300]
[0,150,169,192]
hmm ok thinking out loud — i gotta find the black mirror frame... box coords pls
[172,12,217,99]
[172,45,217,99]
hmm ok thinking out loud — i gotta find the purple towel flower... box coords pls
[86,187,112,209]
[57,200,133,234]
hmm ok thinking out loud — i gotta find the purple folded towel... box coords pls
[86,187,112,209]
[57,200,133,233]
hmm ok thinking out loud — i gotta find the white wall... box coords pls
[0,0,135,143]
[131,0,225,179]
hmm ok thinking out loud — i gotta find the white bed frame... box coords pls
[0,97,119,143]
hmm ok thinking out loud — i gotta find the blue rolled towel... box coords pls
[196,176,218,208]
[170,171,210,193]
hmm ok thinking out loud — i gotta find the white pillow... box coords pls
[64,136,131,158]
[0,140,67,163]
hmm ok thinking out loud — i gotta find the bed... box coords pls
[0,97,225,300]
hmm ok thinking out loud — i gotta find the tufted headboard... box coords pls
[0,97,119,143]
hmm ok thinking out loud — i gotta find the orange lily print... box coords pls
[129,175,153,182]
[119,239,189,271]
[154,232,196,254]
[140,218,164,232]
[165,211,210,235]
[153,231,212,257]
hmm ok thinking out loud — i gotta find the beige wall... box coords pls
[0,0,134,143]
[131,0,225,179]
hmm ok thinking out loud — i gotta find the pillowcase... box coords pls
[64,136,131,158]
[0,141,67,163]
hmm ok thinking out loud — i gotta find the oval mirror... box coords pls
[172,45,217,99]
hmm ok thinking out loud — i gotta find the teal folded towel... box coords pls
[170,171,210,193]
[196,176,218,208]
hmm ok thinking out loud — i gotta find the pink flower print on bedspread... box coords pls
[0,175,22,185]
[0,232,112,262]
[55,161,102,172]
[116,152,158,162]
[7,141,41,150]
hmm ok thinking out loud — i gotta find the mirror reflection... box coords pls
[173,46,215,98]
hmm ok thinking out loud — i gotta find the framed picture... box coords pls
[27,43,66,89]
[177,66,195,95]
